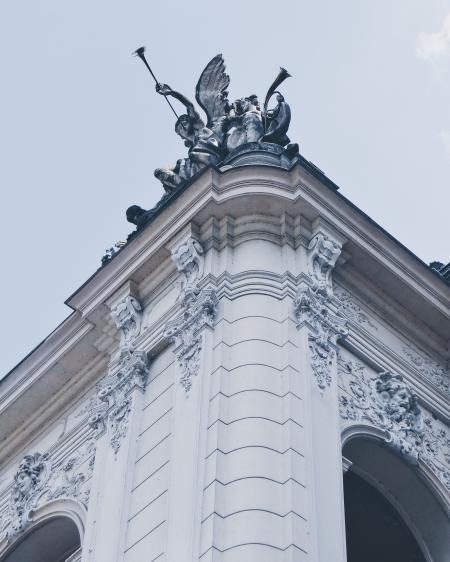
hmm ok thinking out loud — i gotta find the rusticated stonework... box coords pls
[0,442,95,542]
[338,353,450,489]
[88,348,150,452]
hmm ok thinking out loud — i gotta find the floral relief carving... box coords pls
[338,353,450,489]
[165,237,217,392]
[402,344,449,395]
[295,230,348,391]
[334,286,377,329]
[88,348,150,452]
[0,442,95,543]
[164,288,218,391]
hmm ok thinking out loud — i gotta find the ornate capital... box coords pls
[307,232,342,297]
[171,237,204,299]
[88,348,150,452]
[164,288,218,392]
[294,282,348,389]
[111,295,143,348]
[0,444,94,543]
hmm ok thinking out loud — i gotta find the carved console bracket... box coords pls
[339,356,450,490]
[294,226,348,390]
[165,235,217,391]
[88,348,150,452]
[0,444,95,544]
[89,291,150,452]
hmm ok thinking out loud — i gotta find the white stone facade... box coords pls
[0,162,449,561]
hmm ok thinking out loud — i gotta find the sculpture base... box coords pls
[219,142,298,170]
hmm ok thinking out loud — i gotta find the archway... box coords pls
[1,517,80,562]
[343,435,450,562]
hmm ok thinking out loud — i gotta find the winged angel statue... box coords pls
[147,54,295,193]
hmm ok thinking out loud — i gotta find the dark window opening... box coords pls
[344,471,426,562]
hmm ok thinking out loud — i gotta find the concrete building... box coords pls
[0,147,449,562]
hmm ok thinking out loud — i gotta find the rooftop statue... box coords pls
[134,49,297,194]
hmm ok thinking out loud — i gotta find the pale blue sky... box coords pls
[1,0,449,375]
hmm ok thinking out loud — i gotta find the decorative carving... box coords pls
[111,296,143,348]
[338,354,450,487]
[164,288,218,391]
[294,283,348,389]
[0,443,95,542]
[334,286,377,329]
[133,50,295,195]
[307,233,341,297]
[402,344,449,395]
[88,348,150,452]
[171,237,204,298]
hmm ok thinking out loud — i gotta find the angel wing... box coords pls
[195,54,230,128]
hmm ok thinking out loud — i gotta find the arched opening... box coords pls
[344,471,425,562]
[343,435,450,562]
[0,516,81,562]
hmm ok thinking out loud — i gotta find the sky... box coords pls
[1,0,449,376]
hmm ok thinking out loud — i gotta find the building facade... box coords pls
[0,150,449,561]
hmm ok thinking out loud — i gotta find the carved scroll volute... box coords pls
[164,234,218,392]
[111,293,143,349]
[294,223,348,390]
[170,236,205,300]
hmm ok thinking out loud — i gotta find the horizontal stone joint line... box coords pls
[209,389,303,402]
[210,363,301,376]
[212,338,299,352]
[135,432,171,465]
[139,407,172,437]
[131,460,170,493]
[203,476,306,492]
[205,445,305,460]
[128,489,168,522]
[201,508,308,525]
[142,383,174,411]
[199,542,309,558]
[207,416,303,430]
[124,519,166,553]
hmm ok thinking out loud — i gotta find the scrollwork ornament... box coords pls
[338,357,450,486]
[88,348,150,452]
[164,288,218,391]
[111,295,143,348]
[171,237,205,300]
[294,282,348,390]
[307,233,341,297]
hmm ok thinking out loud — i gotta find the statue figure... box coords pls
[132,49,296,203]
[153,55,230,193]
[225,95,264,152]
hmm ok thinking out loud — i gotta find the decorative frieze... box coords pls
[338,354,450,489]
[0,443,95,543]
[402,344,449,395]
[88,348,150,452]
[334,286,377,329]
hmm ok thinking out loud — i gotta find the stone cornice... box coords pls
[2,164,448,457]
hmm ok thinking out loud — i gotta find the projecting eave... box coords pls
[1,159,448,460]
